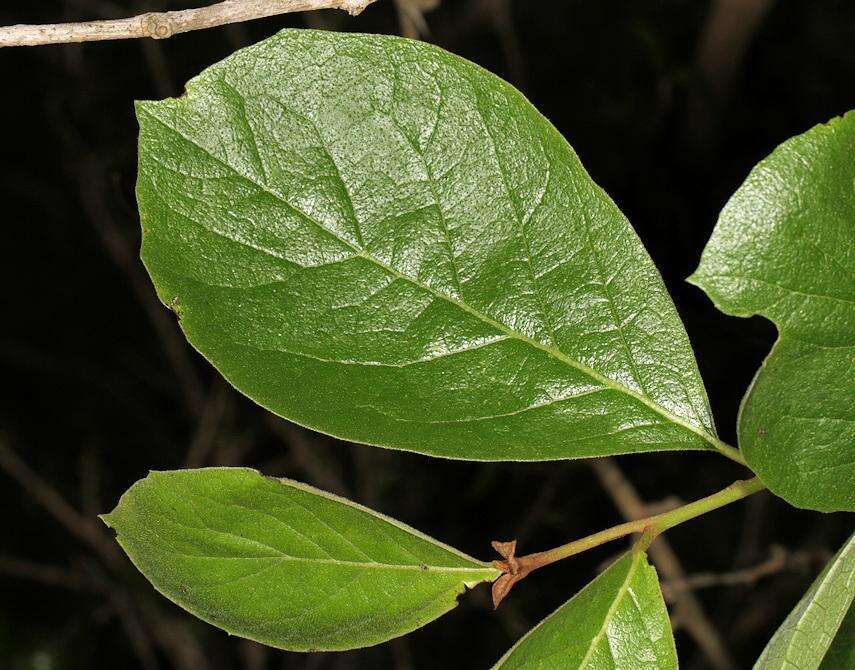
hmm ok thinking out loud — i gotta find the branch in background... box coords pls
[0,555,92,591]
[0,555,159,670]
[590,459,737,670]
[480,0,526,90]
[99,579,161,670]
[696,0,776,100]
[184,380,230,468]
[0,436,208,669]
[661,545,828,599]
[393,0,438,39]
[0,437,122,568]
[687,0,775,144]
[0,0,378,47]
[240,639,271,670]
[78,444,102,518]
[513,469,565,545]
[267,416,349,495]
[73,153,206,417]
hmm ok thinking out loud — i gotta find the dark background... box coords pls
[1,1,853,668]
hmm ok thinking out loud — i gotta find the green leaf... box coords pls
[690,112,855,511]
[755,532,855,669]
[136,29,732,462]
[819,602,855,669]
[492,550,677,669]
[101,468,498,651]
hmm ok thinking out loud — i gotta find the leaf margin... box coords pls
[753,532,855,669]
[688,111,855,511]
[135,28,742,465]
[492,548,677,669]
[101,466,500,652]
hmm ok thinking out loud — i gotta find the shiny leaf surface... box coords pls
[691,112,855,511]
[102,468,498,651]
[136,29,728,462]
[492,550,677,669]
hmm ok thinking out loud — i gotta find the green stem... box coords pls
[710,438,747,466]
[521,476,765,570]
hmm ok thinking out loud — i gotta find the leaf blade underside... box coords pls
[136,29,727,462]
[755,533,855,669]
[102,468,499,651]
[493,550,677,669]
[691,111,855,511]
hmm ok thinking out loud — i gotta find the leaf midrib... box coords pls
[142,547,496,574]
[491,553,651,669]
[577,552,643,668]
[115,506,497,575]
[123,479,496,577]
[141,105,730,458]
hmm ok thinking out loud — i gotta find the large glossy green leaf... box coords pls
[690,112,855,511]
[755,533,855,669]
[492,550,677,669]
[101,468,498,651]
[136,29,733,462]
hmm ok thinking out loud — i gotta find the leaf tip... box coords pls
[685,270,704,289]
[133,99,156,119]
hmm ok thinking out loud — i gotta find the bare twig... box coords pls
[687,0,775,143]
[240,640,271,670]
[696,0,776,100]
[0,0,378,47]
[184,380,231,468]
[513,469,564,544]
[79,444,102,518]
[103,585,162,670]
[267,416,349,495]
[72,153,206,417]
[661,545,827,598]
[393,0,437,39]
[0,554,157,670]
[591,459,737,670]
[0,554,92,591]
[138,603,209,670]
[481,0,526,89]
[0,437,122,568]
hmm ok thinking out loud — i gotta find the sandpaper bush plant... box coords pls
[5,12,853,669]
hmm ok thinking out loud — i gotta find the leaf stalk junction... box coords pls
[491,475,765,606]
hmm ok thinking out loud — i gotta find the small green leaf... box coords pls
[102,468,498,651]
[137,29,729,463]
[755,533,855,669]
[492,550,677,669]
[690,112,855,511]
